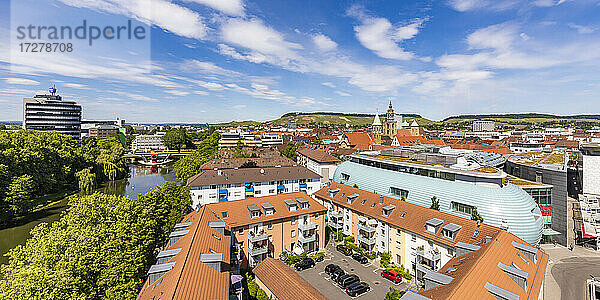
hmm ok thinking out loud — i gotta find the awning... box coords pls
[582,224,598,239]
[277,185,285,189]
[542,228,561,236]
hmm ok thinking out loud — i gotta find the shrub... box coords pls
[380,251,391,268]
[344,236,355,244]
[280,251,307,265]
[384,287,405,300]
[394,265,413,280]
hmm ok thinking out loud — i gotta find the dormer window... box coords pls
[296,197,309,210]
[425,218,444,234]
[441,223,462,240]
[261,202,275,216]
[328,188,340,198]
[284,198,298,212]
[221,211,229,219]
[247,204,261,219]
[347,194,358,204]
[382,204,396,217]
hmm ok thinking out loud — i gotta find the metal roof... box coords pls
[261,202,274,209]
[199,253,223,263]
[399,291,431,300]
[296,197,309,204]
[383,204,396,210]
[148,262,176,275]
[328,188,340,193]
[174,222,192,229]
[512,241,538,255]
[332,161,543,245]
[498,262,529,280]
[442,223,462,232]
[169,230,189,238]
[284,198,297,206]
[347,193,359,199]
[247,204,261,212]
[423,270,454,285]
[208,221,226,228]
[156,248,182,259]
[484,282,520,300]
[455,242,481,251]
[426,218,444,227]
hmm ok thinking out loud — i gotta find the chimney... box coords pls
[217,170,222,176]
[379,196,384,204]
[477,220,481,228]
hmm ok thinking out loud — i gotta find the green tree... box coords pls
[161,128,189,151]
[0,183,191,299]
[430,196,440,210]
[174,130,220,180]
[281,142,299,160]
[6,175,35,216]
[471,206,484,222]
[384,287,406,300]
[75,168,96,193]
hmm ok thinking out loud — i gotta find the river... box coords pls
[0,164,177,265]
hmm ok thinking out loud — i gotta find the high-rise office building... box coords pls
[22,86,82,140]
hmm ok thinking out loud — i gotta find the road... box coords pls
[551,256,600,300]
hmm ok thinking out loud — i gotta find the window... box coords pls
[251,211,260,218]
[447,248,454,256]
[390,187,409,198]
[381,229,385,235]
[269,189,275,194]
[451,202,475,215]
[221,211,228,219]
[381,241,385,247]
[291,219,296,225]
[411,234,416,242]
[341,173,350,181]
[397,229,402,236]
[291,230,296,237]
[267,223,273,230]
[442,229,454,239]
[314,214,319,219]
[361,199,366,205]
[265,209,274,216]
[396,241,401,249]
[535,171,543,183]
[239,228,244,234]
[255,190,262,195]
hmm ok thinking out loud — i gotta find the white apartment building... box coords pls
[22,86,82,140]
[296,148,341,185]
[132,133,167,152]
[218,131,282,148]
[472,120,495,132]
[187,166,321,208]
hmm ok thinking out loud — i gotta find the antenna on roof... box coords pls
[49,84,56,96]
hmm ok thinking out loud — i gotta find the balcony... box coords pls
[416,248,441,262]
[298,221,317,231]
[298,230,316,243]
[249,231,268,243]
[328,219,342,230]
[249,243,268,257]
[329,210,343,218]
[358,234,376,245]
[358,224,376,234]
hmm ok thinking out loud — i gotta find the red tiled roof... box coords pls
[297,148,341,163]
[344,132,373,150]
[253,258,327,300]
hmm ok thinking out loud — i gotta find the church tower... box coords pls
[383,101,397,138]
[372,112,382,145]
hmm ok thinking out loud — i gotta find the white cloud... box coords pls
[220,19,302,62]
[447,0,520,11]
[568,23,596,34]
[184,0,244,16]
[334,91,352,97]
[182,60,242,76]
[164,90,191,96]
[312,34,338,52]
[348,7,424,60]
[191,80,226,91]
[193,90,209,95]
[232,104,247,109]
[520,33,530,41]
[62,83,90,89]
[322,82,336,88]
[57,0,207,39]
[467,23,518,51]
[448,0,487,11]
[5,78,39,85]
[109,90,156,101]
[533,0,555,7]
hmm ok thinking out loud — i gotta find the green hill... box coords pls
[268,112,433,127]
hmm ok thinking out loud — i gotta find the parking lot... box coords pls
[293,242,411,299]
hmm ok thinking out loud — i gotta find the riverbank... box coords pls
[0,164,177,265]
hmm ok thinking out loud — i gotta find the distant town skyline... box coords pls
[1,0,600,123]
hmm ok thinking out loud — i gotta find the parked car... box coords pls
[336,244,353,256]
[381,269,403,284]
[339,274,360,289]
[331,268,345,281]
[346,282,370,297]
[294,258,315,271]
[336,274,352,285]
[352,253,368,264]
[314,254,324,262]
[325,264,340,275]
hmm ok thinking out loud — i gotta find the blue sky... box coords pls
[1,0,600,123]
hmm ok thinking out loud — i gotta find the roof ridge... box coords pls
[443,231,502,300]
[171,207,205,300]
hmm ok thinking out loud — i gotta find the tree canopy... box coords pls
[0,182,191,300]
[174,130,220,180]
